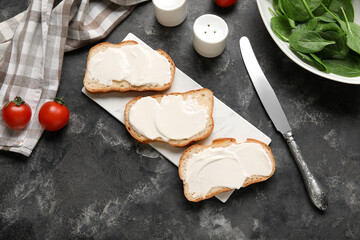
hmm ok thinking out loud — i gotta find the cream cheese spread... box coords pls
[87,44,171,86]
[184,142,273,197]
[128,95,208,141]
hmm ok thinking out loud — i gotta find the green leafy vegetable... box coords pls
[316,13,336,23]
[309,53,329,72]
[289,31,336,53]
[292,48,328,72]
[269,0,360,78]
[346,22,360,54]
[294,18,318,33]
[271,16,293,41]
[323,5,360,54]
[273,0,280,13]
[279,0,322,22]
[312,0,331,16]
[342,14,360,54]
[328,0,354,22]
[314,22,342,32]
[272,8,296,28]
[323,56,360,77]
[318,31,349,59]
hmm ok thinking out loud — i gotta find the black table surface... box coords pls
[1,1,360,239]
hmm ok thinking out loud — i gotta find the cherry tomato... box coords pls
[214,0,237,7]
[38,97,70,131]
[2,96,32,130]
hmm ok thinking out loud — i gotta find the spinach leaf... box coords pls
[270,0,360,77]
[275,9,296,28]
[293,18,318,33]
[269,7,277,18]
[312,0,332,16]
[278,0,285,15]
[321,4,349,33]
[323,56,360,77]
[273,0,281,13]
[271,16,294,42]
[289,31,336,53]
[279,0,322,22]
[319,31,346,41]
[320,4,360,54]
[328,0,354,22]
[309,53,329,72]
[344,22,360,55]
[291,48,328,72]
[314,22,342,32]
[318,31,349,59]
[316,13,336,23]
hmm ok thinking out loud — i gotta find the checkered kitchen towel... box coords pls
[0,0,147,156]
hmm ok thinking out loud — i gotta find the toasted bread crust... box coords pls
[83,40,175,93]
[178,138,276,202]
[124,88,214,147]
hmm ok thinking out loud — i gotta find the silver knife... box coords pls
[239,36,327,211]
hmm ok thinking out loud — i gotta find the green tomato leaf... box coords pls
[289,31,336,53]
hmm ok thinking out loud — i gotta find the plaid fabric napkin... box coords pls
[0,0,147,156]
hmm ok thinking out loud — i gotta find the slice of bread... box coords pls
[124,88,214,147]
[179,138,276,202]
[83,40,175,93]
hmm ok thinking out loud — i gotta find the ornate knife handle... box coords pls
[283,131,328,211]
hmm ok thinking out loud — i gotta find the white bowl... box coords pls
[256,0,360,85]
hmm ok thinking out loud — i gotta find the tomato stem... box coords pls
[7,96,25,107]
[54,97,66,105]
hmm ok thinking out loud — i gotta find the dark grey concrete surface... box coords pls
[1,1,360,239]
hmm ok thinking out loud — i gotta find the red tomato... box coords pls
[214,0,237,7]
[2,96,32,130]
[38,97,70,131]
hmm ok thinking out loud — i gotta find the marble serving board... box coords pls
[82,33,271,203]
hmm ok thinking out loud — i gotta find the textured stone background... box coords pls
[0,0,359,239]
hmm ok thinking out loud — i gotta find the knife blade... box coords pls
[239,36,328,211]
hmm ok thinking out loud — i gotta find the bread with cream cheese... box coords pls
[124,88,214,147]
[83,40,175,93]
[178,138,276,202]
